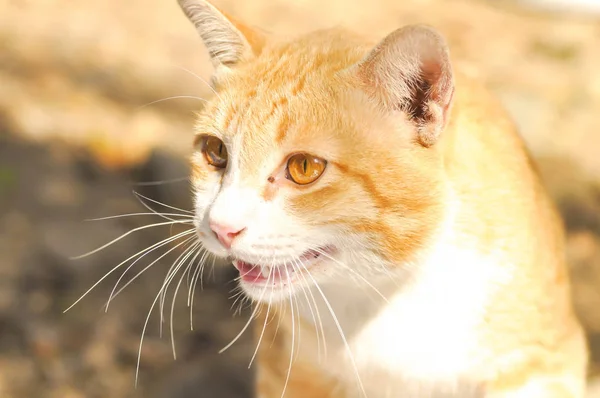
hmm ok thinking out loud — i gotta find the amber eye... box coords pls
[286,153,327,185]
[202,136,228,168]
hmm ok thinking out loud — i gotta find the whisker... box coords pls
[158,244,196,337]
[133,193,190,223]
[189,251,213,329]
[219,274,271,354]
[292,257,325,361]
[70,220,191,260]
[229,289,245,309]
[134,253,194,386]
[304,271,368,398]
[64,228,195,313]
[85,212,193,222]
[247,263,276,369]
[186,248,206,305]
[287,260,303,364]
[135,95,207,111]
[314,248,389,304]
[280,264,296,398]
[174,65,222,101]
[209,255,217,282]
[132,176,189,186]
[270,300,285,349]
[169,243,201,359]
[104,231,196,312]
[159,241,200,338]
[133,191,194,215]
[333,235,403,289]
[105,235,197,312]
[188,250,210,328]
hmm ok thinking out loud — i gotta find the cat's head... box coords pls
[178,0,455,302]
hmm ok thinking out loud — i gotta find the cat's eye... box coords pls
[201,135,228,169]
[286,153,327,185]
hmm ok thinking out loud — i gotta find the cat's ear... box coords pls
[354,25,454,147]
[178,0,265,68]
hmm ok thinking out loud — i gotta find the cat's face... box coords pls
[180,1,454,303]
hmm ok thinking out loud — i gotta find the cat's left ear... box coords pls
[177,0,265,68]
[353,25,454,147]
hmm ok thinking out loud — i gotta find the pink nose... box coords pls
[209,221,245,249]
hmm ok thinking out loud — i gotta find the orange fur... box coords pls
[178,1,588,396]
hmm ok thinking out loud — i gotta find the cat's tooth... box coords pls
[261,266,270,278]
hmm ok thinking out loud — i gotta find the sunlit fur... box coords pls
[180,1,588,397]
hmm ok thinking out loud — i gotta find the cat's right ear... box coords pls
[177,0,265,69]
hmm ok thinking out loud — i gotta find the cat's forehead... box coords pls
[210,83,333,178]
[195,34,372,177]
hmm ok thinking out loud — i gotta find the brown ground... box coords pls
[1,0,600,397]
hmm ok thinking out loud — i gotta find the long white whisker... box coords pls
[270,300,284,349]
[186,248,206,305]
[104,230,196,311]
[136,95,207,111]
[158,240,199,337]
[189,251,211,329]
[231,292,250,317]
[133,191,194,214]
[86,213,193,222]
[287,261,303,364]
[64,228,195,312]
[169,243,201,359]
[135,247,200,387]
[332,235,402,289]
[219,271,270,354]
[248,262,276,368]
[132,176,189,186]
[218,302,261,354]
[70,220,191,260]
[305,271,368,398]
[160,240,200,326]
[188,251,209,330]
[280,264,296,398]
[175,65,222,101]
[314,248,389,304]
[292,257,325,361]
[105,235,197,312]
[132,194,189,223]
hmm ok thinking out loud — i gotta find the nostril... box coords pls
[226,228,245,240]
[209,221,246,248]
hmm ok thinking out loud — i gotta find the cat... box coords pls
[176,0,588,396]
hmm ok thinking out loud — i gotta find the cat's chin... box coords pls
[232,246,336,302]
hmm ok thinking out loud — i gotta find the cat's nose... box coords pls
[209,221,245,249]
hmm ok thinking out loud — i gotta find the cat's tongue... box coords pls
[234,261,292,284]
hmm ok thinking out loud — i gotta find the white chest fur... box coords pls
[297,239,511,397]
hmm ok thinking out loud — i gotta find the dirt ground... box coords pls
[1,0,600,397]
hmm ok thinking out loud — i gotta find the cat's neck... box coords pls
[290,190,506,383]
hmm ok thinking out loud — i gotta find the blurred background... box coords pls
[1,0,600,397]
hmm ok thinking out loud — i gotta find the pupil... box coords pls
[303,158,307,173]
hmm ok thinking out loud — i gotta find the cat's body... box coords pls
[254,71,586,398]
[176,1,587,396]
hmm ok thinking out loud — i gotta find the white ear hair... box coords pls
[355,25,455,147]
[177,0,265,68]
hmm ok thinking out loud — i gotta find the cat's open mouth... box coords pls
[232,246,334,286]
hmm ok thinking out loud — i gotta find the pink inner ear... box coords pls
[354,25,455,147]
[420,57,453,107]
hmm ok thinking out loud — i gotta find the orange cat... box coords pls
[177,0,588,396]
